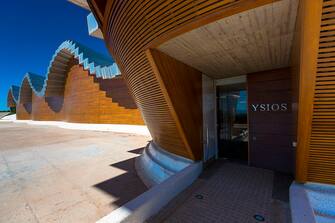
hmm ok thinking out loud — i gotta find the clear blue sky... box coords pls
[0,0,111,110]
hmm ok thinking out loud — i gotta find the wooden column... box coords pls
[294,0,322,183]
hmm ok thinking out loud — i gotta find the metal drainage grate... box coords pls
[253,214,265,222]
[194,194,204,200]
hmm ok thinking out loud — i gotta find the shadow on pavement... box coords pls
[93,151,147,207]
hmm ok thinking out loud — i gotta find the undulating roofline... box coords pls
[15,40,120,103]
[9,85,20,103]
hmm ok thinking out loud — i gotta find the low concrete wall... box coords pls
[135,142,194,187]
[0,112,10,119]
[4,119,150,136]
[290,182,335,223]
[97,161,202,223]
[290,182,316,223]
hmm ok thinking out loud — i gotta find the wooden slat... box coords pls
[88,0,278,160]
[146,49,203,160]
[304,0,335,184]
[293,0,324,183]
[323,0,335,7]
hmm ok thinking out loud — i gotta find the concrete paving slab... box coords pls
[0,122,151,223]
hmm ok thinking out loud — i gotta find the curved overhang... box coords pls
[43,40,120,97]
[87,0,294,161]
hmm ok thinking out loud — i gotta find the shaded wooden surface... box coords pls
[61,64,143,124]
[32,94,63,121]
[292,0,335,185]
[307,0,335,184]
[158,0,298,79]
[45,50,77,97]
[16,103,32,120]
[7,90,16,108]
[89,0,273,160]
[248,68,294,174]
[292,0,323,183]
[19,78,33,104]
[147,49,203,160]
[17,64,144,125]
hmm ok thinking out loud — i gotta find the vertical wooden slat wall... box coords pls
[308,0,335,184]
[295,0,335,184]
[89,0,275,160]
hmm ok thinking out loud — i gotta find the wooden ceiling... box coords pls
[158,0,299,79]
[68,0,90,10]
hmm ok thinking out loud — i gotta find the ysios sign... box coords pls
[250,103,288,112]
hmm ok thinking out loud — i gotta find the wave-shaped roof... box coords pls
[18,72,45,103]
[22,72,45,94]
[10,85,20,103]
[15,40,121,101]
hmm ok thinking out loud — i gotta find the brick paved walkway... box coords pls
[148,162,291,223]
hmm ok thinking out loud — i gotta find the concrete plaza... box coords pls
[0,122,150,223]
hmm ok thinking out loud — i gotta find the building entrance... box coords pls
[217,85,248,162]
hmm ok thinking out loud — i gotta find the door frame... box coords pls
[214,75,249,164]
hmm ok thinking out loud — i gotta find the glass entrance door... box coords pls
[217,88,248,162]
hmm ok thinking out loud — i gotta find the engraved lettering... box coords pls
[281,103,288,111]
[271,104,280,111]
[251,104,259,111]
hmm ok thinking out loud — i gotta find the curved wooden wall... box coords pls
[17,78,33,120]
[45,50,76,97]
[146,49,203,160]
[293,0,335,184]
[308,0,335,184]
[16,103,32,120]
[15,64,143,125]
[88,0,275,160]
[19,78,33,104]
[295,0,335,184]
[31,94,64,121]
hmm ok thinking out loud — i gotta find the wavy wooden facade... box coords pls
[11,40,144,125]
[88,0,275,160]
[61,64,142,124]
[7,91,16,109]
[16,103,32,120]
[14,66,143,124]
[13,70,144,125]
[7,86,19,113]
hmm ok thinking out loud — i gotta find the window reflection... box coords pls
[217,89,248,161]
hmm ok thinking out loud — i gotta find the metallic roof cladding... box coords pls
[14,40,120,103]
[10,85,20,103]
[87,13,103,38]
